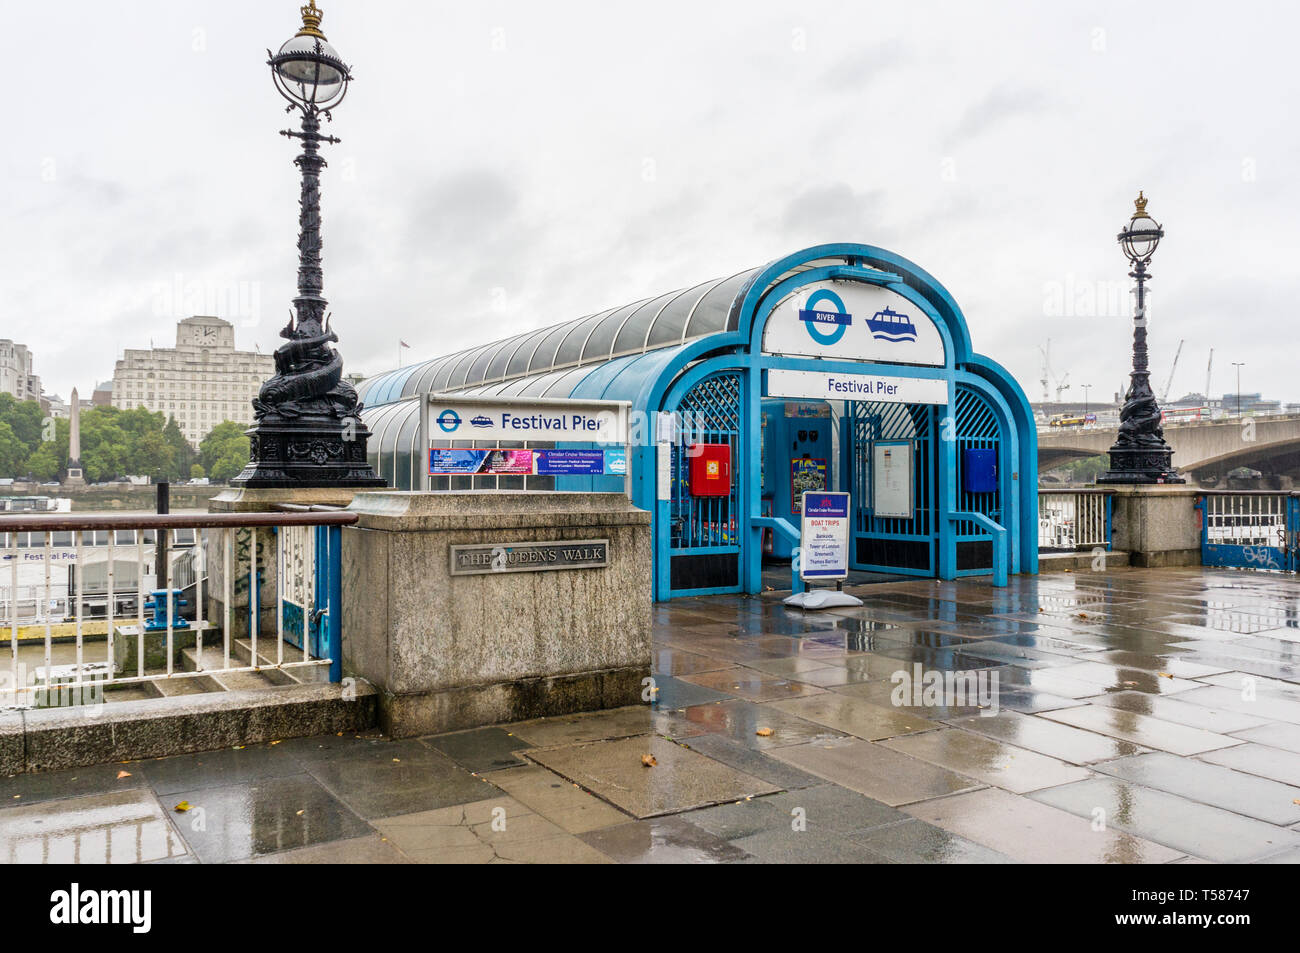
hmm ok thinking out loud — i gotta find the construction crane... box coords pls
[1038,340,1071,403]
[1205,348,1214,404]
[1160,338,1185,402]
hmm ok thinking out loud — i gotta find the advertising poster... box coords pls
[790,457,827,514]
[429,449,536,476]
[603,448,627,475]
[800,491,851,580]
[535,450,605,475]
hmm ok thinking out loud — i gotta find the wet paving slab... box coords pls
[906,786,1184,863]
[0,788,189,864]
[675,697,849,749]
[767,693,941,740]
[1197,743,1300,788]
[678,733,826,791]
[1167,685,1300,726]
[168,774,374,864]
[880,728,1092,794]
[1030,777,1300,864]
[576,815,753,864]
[422,727,534,774]
[481,763,629,834]
[508,705,706,747]
[1039,705,1243,757]
[767,738,983,806]
[374,796,612,864]
[949,710,1150,764]
[7,566,1300,864]
[1091,690,1270,733]
[523,735,780,818]
[298,742,501,820]
[677,666,827,703]
[1045,661,1205,695]
[1094,751,1300,825]
[849,818,1017,863]
[1230,721,1300,753]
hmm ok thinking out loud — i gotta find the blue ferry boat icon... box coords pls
[865,306,917,342]
[469,415,494,428]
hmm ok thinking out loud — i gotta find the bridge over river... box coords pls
[1038,414,1300,484]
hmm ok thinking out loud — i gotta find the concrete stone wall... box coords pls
[205,487,377,640]
[341,491,652,738]
[1108,486,1202,567]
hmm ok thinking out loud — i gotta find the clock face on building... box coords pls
[197,326,218,345]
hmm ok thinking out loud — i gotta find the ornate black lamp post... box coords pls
[233,2,384,488]
[1098,192,1184,485]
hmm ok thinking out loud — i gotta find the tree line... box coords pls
[0,395,250,483]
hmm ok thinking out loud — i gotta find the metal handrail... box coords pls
[0,512,358,532]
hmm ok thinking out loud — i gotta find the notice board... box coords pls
[872,440,913,519]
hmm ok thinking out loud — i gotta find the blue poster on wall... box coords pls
[535,450,606,475]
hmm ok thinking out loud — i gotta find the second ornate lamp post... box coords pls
[233,2,384,488]
[1098,192,1184,485]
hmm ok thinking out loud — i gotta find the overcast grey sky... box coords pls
[4,0,1297,406]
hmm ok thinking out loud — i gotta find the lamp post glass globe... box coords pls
[1119,190,1164,263]
[269,2,350,111]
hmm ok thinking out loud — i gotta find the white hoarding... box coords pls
[762,281,945,366]
[424,396,629,445]
[767,368,948,405]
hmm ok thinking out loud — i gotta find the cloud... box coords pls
[780,183,888,244]
[947,84,1052,145]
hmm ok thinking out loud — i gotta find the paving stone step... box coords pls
[231,638,331,685]
[180,645,279,692]
[140,676,221,698]
[13,679,379,773]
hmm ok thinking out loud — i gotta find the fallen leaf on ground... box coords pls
[174,801,191,813]
[1157,672,1173,678]
[116,770,131,779]
[641,754,657,767]
[755,727,774,737]
[269,740,281,746]
[296,810,304,816]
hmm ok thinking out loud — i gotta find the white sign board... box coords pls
[763,281,945,366]
[873,441,914,519]
[799,492,851,581]
[424,395,629,445]
[767,368,948,405]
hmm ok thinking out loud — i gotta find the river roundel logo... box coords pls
[798,289,850,346]
[436,409,462,433]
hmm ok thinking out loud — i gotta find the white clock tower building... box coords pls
[111,316,276,448]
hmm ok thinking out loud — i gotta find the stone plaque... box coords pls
[449,539,609,576]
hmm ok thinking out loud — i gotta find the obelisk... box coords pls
[64,387,85,486]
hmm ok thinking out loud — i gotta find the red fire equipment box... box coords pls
[689,443,731,496]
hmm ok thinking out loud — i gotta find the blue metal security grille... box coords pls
[670,373,742,549]
[952,385,1003,573]
[850,401,935,574]
[667,372,744,594]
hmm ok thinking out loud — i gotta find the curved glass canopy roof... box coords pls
[358,266,763,408]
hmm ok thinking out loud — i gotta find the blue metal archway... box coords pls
[359,243,1037,601]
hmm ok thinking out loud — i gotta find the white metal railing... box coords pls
[0,511,353,711]
[1038,490,1111,550]
[1203,493,1288,547]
